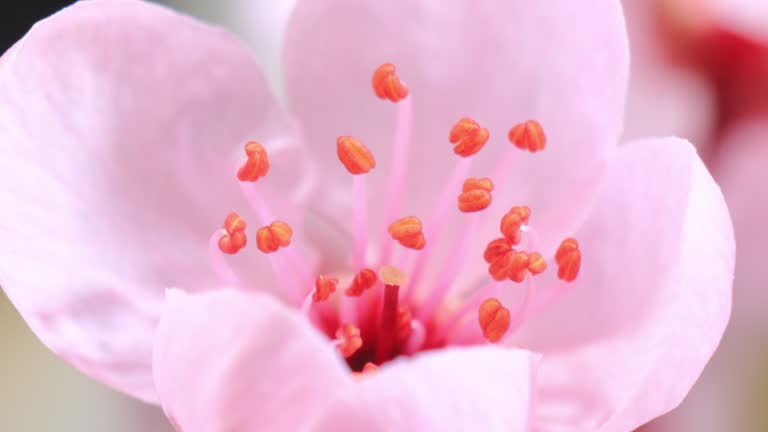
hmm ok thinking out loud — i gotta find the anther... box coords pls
[478,298,511,343]
[500,206,531,245]
[345,268,378,296]
[508,251,530,283]
[396,305,413,343]
[488,251,514,281]
[255,221,293,253]
[336,323,363,358]
[313,275,339,302]
[218,212,247,254]
[484,238,512,263]
[527,252,547,275]
[372,63,409,103]
[388,216,426,250]
[555,238,581,282]
[508,120,546,153]
[337,136,376,174]
[237,141,270,182]
[458,177,494,213]
[450,117,490,157]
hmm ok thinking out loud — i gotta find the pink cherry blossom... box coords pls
[0,0,733,431]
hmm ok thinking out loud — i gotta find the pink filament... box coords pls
[379,96,413,265]
[207,229,243,287]
[352,174,368,269]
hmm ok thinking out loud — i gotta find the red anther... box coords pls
[450,117,490,157]
[337,136,376,174]
[483,238,512,264]
[336,323,363,358]
[508,251,530,283]
[527,252,547,275]
[237,141,270,182]
[396,305,413,343]
[313,275,339,302]
[555,238,581,282]
[388,216,426,250]
[478,298,511,343]
[345,268,378,296]
[218,230,247,255]
[500,206,531,245]
[372,63,409,103]
[223,212,247,234]
[255,221,293,253]
[488,251,514,281]
[508,120,546,153]
[458,177,494,213]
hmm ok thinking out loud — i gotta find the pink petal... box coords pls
[310,347,539,431]
[153,289,351,432]
[514,138,734,430]
[0,0,304,402]
[284,0,629,253]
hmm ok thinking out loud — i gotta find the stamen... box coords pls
[405,319,426,355]
[488,250,514,281]
[345,268,378,296]
[500,206,531,245]
[352,175,369,268]
[508,120,546,153]
[556,238,581,282]
[256,221,293,253]
[313,275,339,302]
[478,298,511,343]
[208,229,242,286]
[375,265,407,363]
[508,251,530,283]
[450,117,490,157]
[337,136,376,174]
[388,216,426,250]
[396,305,413,344]
[217,212,247,254]
[237,141,270,182]
[457,177,494,213]
[353,362,379,379]
[372,63,409,103]
[336,323,363,358]
[484,238,512,263]
[527,252,547,275]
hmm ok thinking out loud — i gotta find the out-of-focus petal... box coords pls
[285,0,629,254]
[153,289,351,432]
[0,0,305,402]
[310,347,538,431]
[513,138,734,431]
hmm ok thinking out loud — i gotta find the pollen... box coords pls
[478,298,511,343]
[555,238,581,282]
[345,268,378,296]
[508,120,546,153]
[388,216,426,250]
[255,221,293,253]
[313,275,339,302]
[237,141,270,182]
[336,323,363,358]
[508,251,530,283]
[372,63,409,103]
[337,136,376,174]
[449,117,490,157]
[488,250,514,281]
[527,252,547,275]
[218,212,247,254]
[458,177,494,213]
[500,206,531,245]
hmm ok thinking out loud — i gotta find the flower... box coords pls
[0,0,734,431]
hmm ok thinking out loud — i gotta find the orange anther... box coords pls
[508,120,546,153]
[483,238,512,264]
[396,305,413,343]
[458,177,494,213]
[527,252,547,275]
[313,275,339,302]
[336,323,363,358]
[508,251,530,283]
[255,220,293,253]
[345,268,378,296]
[388,216,426,250]
[500,206,531,245]
[555,238,581,282]
[337,136,376,175]
[488,251,514,281]
[237,141,270,182]
[372,63,409,103]
[478,298,511,343]
[218,230,247,255]
[450,117,490,157]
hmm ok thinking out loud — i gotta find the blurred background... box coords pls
[1,0,766,430]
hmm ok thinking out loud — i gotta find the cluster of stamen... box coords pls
[211,62,585,373]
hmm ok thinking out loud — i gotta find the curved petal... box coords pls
[309,347,539,431]
[285,0,629,253]
[154,289,351,432]
[0,0,306,402]
[512,138,734,430]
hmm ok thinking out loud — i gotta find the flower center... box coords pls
[208,63,582,374]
